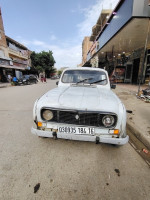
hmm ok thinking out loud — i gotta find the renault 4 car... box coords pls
[31,67,129,145]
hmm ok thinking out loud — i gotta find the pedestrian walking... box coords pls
[8,74,12,82]
[44,76,47,83]
[41,75,44,82]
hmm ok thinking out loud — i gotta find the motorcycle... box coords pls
[12,78,27,86]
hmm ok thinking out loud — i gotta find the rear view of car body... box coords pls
[23,75,38,84]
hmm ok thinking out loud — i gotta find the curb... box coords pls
[0,83,11,88]
[127,122,150,150]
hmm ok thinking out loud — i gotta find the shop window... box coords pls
[147,49,150,54]
[147,55,150,64]
[126,65,132,79]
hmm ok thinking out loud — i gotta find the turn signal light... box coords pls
[37,122,42,127]
[114,129,119,135]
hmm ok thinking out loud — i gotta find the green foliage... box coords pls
[36,65,43,73]
[45,67,57,78]
[30,51,56,75]
[57,70,62,76]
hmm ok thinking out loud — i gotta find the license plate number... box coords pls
[58,127,95,135]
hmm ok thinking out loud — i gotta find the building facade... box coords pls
[82,37,93,66]
[0,8,31,82]
[6,36,31,73]
[82,0,150,85]
[0,8,11,82]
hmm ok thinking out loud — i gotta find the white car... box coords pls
[31,67,129,145]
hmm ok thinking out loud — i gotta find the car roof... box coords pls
[63,67,107,73]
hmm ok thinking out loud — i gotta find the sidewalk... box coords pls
[114,84,150,150]
[0,82,11,88]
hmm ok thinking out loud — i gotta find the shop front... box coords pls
[83,0,150,85]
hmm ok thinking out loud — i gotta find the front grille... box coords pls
[41,108,117,128]
[79,112,99,126]
[59,111,99,126]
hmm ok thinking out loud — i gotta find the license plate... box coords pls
[58,126,95,135]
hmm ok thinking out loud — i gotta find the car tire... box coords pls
[96,136,99,144]
[38,136,48,139]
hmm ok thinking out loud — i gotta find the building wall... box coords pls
[0,8,32,81]
[98,0,133,51]
[82,37,92,65]
[88,0,150,61]
[6,36,31,71]
[0,8,9,58]
[132,0,150,17]
[84,0,150,84]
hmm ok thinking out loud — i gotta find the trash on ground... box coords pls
[136,88,150,103]
[114,169,120,176]
[142,149,149,154]
[126,110,133,113]
[34,183,40,193]
[142,88,150,96]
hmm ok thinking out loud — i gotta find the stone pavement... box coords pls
[114,84,150,150]
[0,82,11,88]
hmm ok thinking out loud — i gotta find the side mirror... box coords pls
[56,81,59,85]
[126,110,132,113]
[111,84,116,89]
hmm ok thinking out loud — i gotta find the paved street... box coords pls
[0,80,150,200]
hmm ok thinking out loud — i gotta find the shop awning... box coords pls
[97,18,150,60]
[0,64,25,70]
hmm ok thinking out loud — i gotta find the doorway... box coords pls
[125,64,132,83]
[132,58,140,84]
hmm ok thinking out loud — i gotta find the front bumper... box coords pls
[31,127,129,145]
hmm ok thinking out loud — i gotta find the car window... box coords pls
[62,70,107,85]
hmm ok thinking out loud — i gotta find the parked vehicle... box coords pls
[23,75,38,84]
[31,67,129,145]
[12,77,26,86]
[51,75,59,79]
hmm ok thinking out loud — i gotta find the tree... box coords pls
[57,70,62,76]
[30,51,56,77]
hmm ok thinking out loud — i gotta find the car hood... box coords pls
[37,85,121,114]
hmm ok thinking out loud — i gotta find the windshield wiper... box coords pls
[90,79,107,84]
[76,78,93,84]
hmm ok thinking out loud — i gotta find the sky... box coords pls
[0,0,119,69]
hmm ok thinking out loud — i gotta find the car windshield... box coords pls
[62,70,107,85]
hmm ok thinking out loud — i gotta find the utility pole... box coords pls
[138,19,150,95]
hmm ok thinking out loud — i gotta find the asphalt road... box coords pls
[0,80,150,200]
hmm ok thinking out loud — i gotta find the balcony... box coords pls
[92,24,101,35]
[89,9,112,42]
[0,58,10,67]
[13,58,28,65]
[8,47,28,59]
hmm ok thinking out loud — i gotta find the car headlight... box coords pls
[102,115,114,128]
[42,110,53,121]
